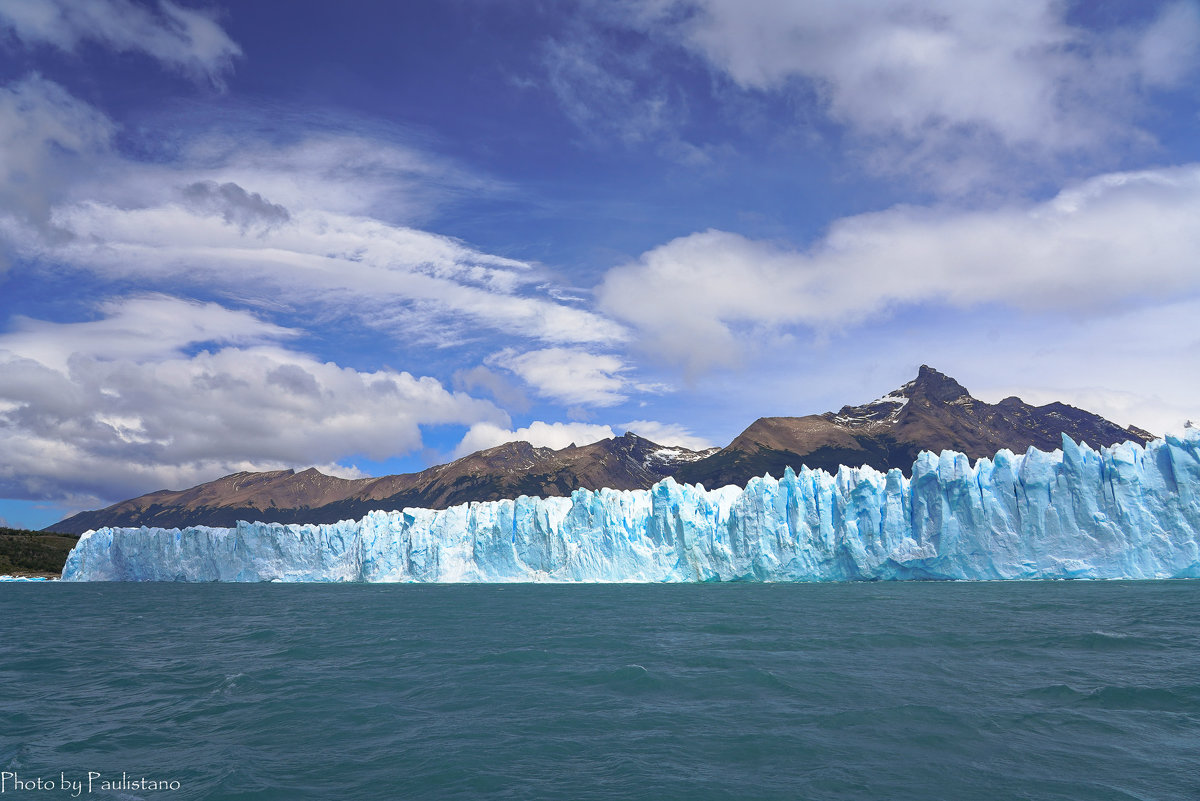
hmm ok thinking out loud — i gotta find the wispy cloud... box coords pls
[27,199,624,347]
[156,128,511,224]
[556,0,1200,191]
[0,79,626,351]
[541,31,680,148]
[487,347,632,407]
[0,0,241,87]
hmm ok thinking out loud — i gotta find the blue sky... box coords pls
[2,0,1199,529]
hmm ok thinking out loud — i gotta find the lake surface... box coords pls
[1,582,1197,800]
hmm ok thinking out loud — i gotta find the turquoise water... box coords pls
[1,582,1197,800]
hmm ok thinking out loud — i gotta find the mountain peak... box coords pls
[900,365,971,403]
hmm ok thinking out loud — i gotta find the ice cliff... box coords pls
[62,433,1200,582]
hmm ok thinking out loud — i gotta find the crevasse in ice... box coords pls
[61,433,1200,582]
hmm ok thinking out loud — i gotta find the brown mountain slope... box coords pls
[674,365,1154,488]
[49,433,717,533]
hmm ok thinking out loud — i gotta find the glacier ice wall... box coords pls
[62,434,1200,582]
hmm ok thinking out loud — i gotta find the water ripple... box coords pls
[0,581,1196,800]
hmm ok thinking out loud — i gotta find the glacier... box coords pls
[62,433,1200,582]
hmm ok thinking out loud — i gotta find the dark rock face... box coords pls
[48,366,1153,533]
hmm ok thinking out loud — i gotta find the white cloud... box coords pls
[453,420,616,457]
[147,131,506,224]
[0,296,507,507]
[598,163,1200,372]
[488,347,631,406]
[1,294,293,371]
[0,77,623,348]
[0,0,241,87]
[0,76,114,234]
[452,418,715,459]
[306,462,370,481]
[666,1,1086,140]
[619,420,713,450]
[1135,2,1200,85]
[21,199,623,347]
[574,0,1200,190]
[0,78,643,510]
[0,80,624,350]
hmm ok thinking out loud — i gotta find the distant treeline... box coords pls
[0,527,79,577]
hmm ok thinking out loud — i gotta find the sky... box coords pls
[1,0,1199,529]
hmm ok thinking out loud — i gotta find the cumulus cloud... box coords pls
[663,0,1172,140]
[0,296,507,507]
[181,180,290,231]
[599,163,1200,372]
[0,0,241,87]
[453,420,617,457]
[0,78,641,511]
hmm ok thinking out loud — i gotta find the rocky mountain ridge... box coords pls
[672,365,1153,488]
[48,366,1153,534]
[50,432,718,533]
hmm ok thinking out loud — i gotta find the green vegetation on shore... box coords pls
[0,527,78,577]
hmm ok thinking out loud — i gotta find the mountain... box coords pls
[49,433,717,534]
[48,366,1154,533]
[62,433,1200,583]
[673,365,1154,488]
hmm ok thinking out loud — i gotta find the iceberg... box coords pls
[62,433,1200,582]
